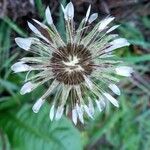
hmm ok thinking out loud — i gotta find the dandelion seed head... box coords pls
[11,2,133,125]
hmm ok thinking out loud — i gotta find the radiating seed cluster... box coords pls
[11,2,133,125]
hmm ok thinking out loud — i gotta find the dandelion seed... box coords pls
[15,38,35,51]
[49,104,55,121]
[85,5,91,22]
[20,82,35,95]
[83,104,94,119]
[32,98,45,113]
[76,104,84,124]
[72,108,78,125]
[55,106,64,121]
[103,93,119,107]
[45,6,53,25]
[88,97,95,115]
[11,62,31,73]
[108,84,121,95]
[12,2,132,125]
[116,66,133,77]
[88,13,98,24]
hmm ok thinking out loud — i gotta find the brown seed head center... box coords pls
[51,44,93,85]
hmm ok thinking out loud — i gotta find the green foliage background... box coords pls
[0,0,150,150]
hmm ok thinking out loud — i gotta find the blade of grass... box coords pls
[129,39,150,49]
[3,17,27,37]
[1,53,18,70]
[57,0,66,40]
[35,0,45,18]
[121,54,150,63]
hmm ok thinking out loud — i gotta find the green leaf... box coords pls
[0,85,46,111]
[89,110,125,146]
[119,23,144,40]
[0,79,19,91]
[122,54,150,63]
[0,129,11,150]
[0,104,83,150]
